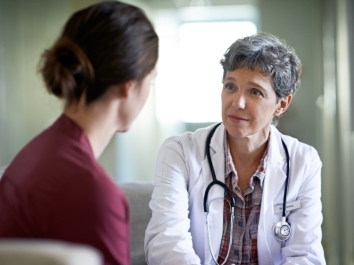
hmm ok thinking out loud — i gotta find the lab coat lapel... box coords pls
[201,124,225,265]
[258,126,287,264]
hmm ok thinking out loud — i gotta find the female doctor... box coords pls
[144,33,325,265]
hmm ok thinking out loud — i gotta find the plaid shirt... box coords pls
[217,133,270,265]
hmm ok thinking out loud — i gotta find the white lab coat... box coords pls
[144,124,326,265]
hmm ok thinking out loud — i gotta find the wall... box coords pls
[0,0,71,167]
[259,0,323,150]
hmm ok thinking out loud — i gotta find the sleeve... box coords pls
[44,170,130,265]
[144,138,202,265]
[281,147,326,265]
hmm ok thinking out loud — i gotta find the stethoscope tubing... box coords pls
[281,139,290,218]
[206,204,234,265]
[203,122,235,213]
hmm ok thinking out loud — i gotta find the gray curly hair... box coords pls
[220,32,302,124]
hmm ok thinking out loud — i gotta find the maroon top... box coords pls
[0,114,130,265]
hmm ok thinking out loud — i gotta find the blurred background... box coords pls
[0,0,353,263]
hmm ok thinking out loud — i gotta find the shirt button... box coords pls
[238,221,243,227]
[234,250,239,255]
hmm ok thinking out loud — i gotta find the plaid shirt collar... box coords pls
[224,131,271,189]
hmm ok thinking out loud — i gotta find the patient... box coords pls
[0,1,158,265]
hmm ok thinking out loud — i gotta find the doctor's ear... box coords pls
[274,95,293,116]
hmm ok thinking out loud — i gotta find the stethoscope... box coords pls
[203,123,291,265]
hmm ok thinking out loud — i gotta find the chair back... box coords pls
[120,182,153,265]
[0,240,102,265]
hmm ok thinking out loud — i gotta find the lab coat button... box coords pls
[238,221,243,227]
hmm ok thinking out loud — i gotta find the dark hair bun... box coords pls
[39,1,158,104]
[40,37,94,102]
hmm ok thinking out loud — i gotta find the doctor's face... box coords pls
[221,67,282,140]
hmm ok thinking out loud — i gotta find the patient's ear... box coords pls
[111,81,136,99]
[274,95,292,116]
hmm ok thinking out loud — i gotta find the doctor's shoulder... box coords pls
[157,125,214,168]
[280,132,322,169]
[159,125,217,159]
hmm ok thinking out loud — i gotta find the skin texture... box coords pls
[64,68,157,158]
[116,68,157,133]
[221,67,292,193]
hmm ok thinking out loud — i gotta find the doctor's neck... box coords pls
[227,129,270,167]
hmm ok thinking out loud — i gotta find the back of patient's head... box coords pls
[40,1,159,105]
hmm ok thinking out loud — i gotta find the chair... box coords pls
[0,240,102,265]
[120,182,153,265]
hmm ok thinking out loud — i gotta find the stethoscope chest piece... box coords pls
[273,219,291,241]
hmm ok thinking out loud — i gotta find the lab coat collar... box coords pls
[209,124,286,167]
[201,123,226,264]
[268,125,288,167]
[208,123,225,168]
[204,123,289,216]
[206,123,287,191]
[257,125,288,263]
[261,125,288,215]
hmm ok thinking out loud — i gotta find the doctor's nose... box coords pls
[231,92,246,109]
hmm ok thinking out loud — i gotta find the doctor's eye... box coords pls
[223,83,235,91]
[250,88,264,97]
